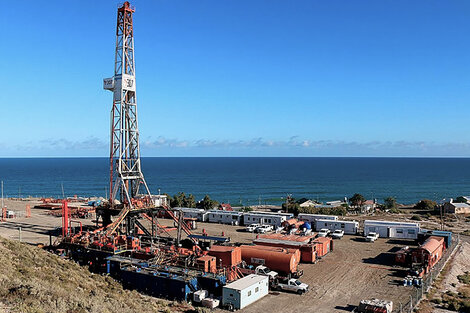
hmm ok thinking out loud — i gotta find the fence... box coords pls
[393,234,461,313]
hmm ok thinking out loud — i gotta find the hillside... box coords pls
[0,236,194,313]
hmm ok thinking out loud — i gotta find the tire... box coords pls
[297,289,303,295]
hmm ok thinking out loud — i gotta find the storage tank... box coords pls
[240,245,300,274]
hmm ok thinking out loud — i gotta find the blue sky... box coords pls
[1,0,470,157]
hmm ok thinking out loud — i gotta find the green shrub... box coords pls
[458,272,470,285]
[411,215,422,221]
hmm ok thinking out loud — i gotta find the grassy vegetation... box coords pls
[462,229,470,236]
[0,236,193,313]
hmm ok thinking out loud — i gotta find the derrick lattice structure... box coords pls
[104,2,151,212]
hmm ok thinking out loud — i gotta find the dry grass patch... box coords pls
[0,236,193,313]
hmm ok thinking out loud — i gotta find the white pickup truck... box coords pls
[318,228,330,237]
[365,232,379,242]
[255,225,273,233]
[331,229,344,239]
[245,223,261,232]
[273,278,309,294]
[254,265,278,280]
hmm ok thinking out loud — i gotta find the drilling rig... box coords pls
[100,2,166,237]
[55,4,236,299]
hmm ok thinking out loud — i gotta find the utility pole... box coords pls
[1,181,4,209]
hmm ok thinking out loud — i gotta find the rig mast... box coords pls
[104,2,150,208]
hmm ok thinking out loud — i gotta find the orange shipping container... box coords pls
[411,236,445,273]
[208,245,242,268]
[300,244,317,263]
[196,255,217,273]
[313,237,333,258]
[240,244,300,274]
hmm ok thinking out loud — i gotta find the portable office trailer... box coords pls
[298,214,338,229]
[314,219,359,235]
[222,274,269,310]
[243,211,293,227]
[364,220,420,239]
[176,208,208,222]
[207,210,243,225]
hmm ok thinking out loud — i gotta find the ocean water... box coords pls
[0,157,469,205]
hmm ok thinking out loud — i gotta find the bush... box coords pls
[415,199,438,211]
[411,215,422,221]
[458,272,470,285]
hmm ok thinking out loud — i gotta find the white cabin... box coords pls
[207,210,243,225]
[243,211,293,227]
[297,213,338,227]
[364,220,420,239]
[222,274,269,310]
[314,219,359,235]
[175,207,208,222]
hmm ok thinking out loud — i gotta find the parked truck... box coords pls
[365,232,379,242]
[272,278,309,294]
[239,265,278,281]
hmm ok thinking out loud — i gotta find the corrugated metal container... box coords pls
[412,236,445,273]
[197,275,226,297]
[240,245,300,274]
[119,267,198,301]
[196,255,217,273]
[222,274,269,310]
[208,245,242,268]
[300,244,317,263]
[313,237,333,258]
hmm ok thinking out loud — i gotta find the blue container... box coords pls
[430,230,452,248]
[302,222,312,230]
[120,268,198,301]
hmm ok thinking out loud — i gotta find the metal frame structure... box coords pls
[104,2,151,209]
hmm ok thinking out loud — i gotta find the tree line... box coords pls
[166,192,219,211]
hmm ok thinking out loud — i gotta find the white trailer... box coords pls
[222,274,269,310]
[297,214,338,228]
[243,211,293,227]
[207,210,243,225]
[314,219,359,235]
[363,220,420,239]
[176,208,208,222]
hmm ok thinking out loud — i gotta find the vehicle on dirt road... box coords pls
[245,223,261,232]
[318,228,330,237]
[331,229,344,239]
[255,225,274,233]
[272,278,309,294]
[365,232,379,242]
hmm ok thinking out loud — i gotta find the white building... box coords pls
[314,219,359,235]
[243,211,293,227]
[297,213,338,225]
[207,210,243,225]
[299,200,317,208]
[364,220,420,239]
[222,274,269,310]
[175,208,208,222]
